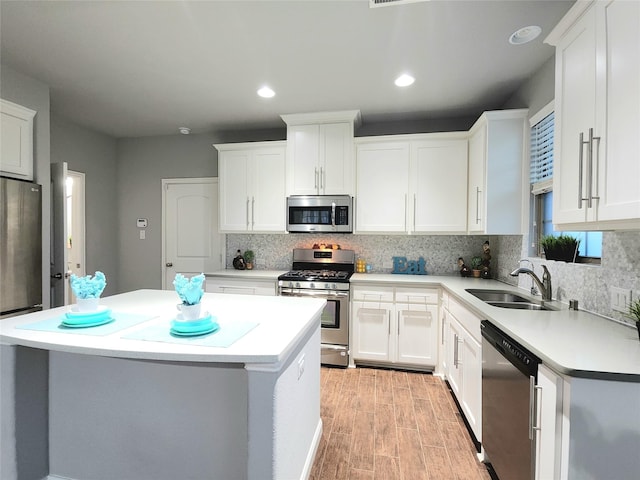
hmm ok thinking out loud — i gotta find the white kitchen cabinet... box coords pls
[281,111,360,196]
[546,0,640,230]
[355,141,410,233]
[351,285,438,368]
[0,99,36,180]
[443,296,482,441]
[355,133,468,234]
[205,277,277,296]
[535,364,563,480]
[215,141,286,233]
[411,138,468,233]
[467,109,528,234]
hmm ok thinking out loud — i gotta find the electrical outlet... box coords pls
[611,287,632,313]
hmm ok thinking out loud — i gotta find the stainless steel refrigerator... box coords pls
[1,176,42,318]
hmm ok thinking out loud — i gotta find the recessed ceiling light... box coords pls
[179,127,191,135]
[257,86,275,98]
[509,25,542,45]
[394,74,415,87]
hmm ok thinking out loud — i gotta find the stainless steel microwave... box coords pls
[286,195,353,233]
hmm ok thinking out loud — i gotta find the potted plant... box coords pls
[540,234,580,262]
[470,256,483,278]
[627,298,640,340]
[244,250,255,270]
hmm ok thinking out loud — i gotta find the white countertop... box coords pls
[205,269,287,280]
[0,289,326,365]
[352,274,640,381]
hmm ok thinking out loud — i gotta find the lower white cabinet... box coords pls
[205,277,276,296]
[443,296,482,441]
[536,364,563,480]
[351,285,438,368]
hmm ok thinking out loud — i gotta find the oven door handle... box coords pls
[280,289,349,299]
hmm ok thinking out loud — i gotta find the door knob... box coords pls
[51,273,63,279]
[166,262,173,267]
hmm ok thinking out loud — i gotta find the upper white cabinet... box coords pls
[215,141,286,233]
[355,133,468,234]
[281,110,360,196]
[0,99,36,180]
[467,109,528,234]
[355,140,410,233]
[546,0,640,230]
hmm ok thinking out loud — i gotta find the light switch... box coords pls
[140,230,146,240]
[611,287,631,313]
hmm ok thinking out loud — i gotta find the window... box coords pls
[529,102,602,261]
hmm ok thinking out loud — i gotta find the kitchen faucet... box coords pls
[517,259,538,295]
[510,264,552,301]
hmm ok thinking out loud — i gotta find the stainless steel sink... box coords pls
[466,289,532,303]
[466,289,558,311]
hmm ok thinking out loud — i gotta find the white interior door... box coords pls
[66,170,86,304]
[162,178,223,290]
[50,162,69,307]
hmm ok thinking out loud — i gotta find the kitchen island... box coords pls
[0,289,326,480]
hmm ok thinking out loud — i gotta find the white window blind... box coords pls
[530,111,554,186]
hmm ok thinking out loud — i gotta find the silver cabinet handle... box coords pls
[578,132,586,209]
[591,130,601,204]
[320,167,324,191]
[453,333,459,367]
[388,311,391,336]
[314,168,319,191]
[397,311,400,335]
[413,194,417,232]
[441,312,445,345]
[475,187,481,224]
[246,197,250,228]
[529,376,537,440]
[404,194,408,231]
[251,196,255,228]
[586,128,594,208]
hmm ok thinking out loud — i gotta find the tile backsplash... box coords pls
[227,231,639,325]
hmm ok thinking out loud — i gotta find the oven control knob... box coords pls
[295,282,300,288]
[310,283,315,289]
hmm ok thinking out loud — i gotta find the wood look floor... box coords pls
[310,366,492,480]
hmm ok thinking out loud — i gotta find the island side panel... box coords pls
[246,325,322,480]
[49,352,248,480]
[0,345,49,480]
[565,377,640,480]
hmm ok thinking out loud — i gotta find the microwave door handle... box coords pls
[331,202,336,227]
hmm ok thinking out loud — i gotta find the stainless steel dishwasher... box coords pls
[481,320,541,480]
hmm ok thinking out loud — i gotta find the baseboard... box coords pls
[300,418,323,480]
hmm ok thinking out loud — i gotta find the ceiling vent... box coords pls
[370,0,430,8]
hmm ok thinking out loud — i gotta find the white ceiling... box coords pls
[0,0,574,138]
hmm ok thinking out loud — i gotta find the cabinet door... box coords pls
[396,303,438,367]
[320,123,354,195]
[219,151,250,232]
[460,331,482,441]
[412,139,468,233]
[596,0,640,224]
[355,142,410,233]
[0,100,36,180]
[252,147,286,232]
[446,313,463,397]
[535,364,562,480]
[467,125,486,233]
[553,6,598,225]
[287,124,320,195]
[351,301,392,362]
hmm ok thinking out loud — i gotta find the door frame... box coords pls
[161,177,224,290]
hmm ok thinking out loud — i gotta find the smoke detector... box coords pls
[179,127,191,135]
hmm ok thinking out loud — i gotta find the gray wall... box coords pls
[50,114,120,296]
[1,63,52,309]
[116,134,219,292]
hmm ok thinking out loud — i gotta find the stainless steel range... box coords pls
[278,248,355,367]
